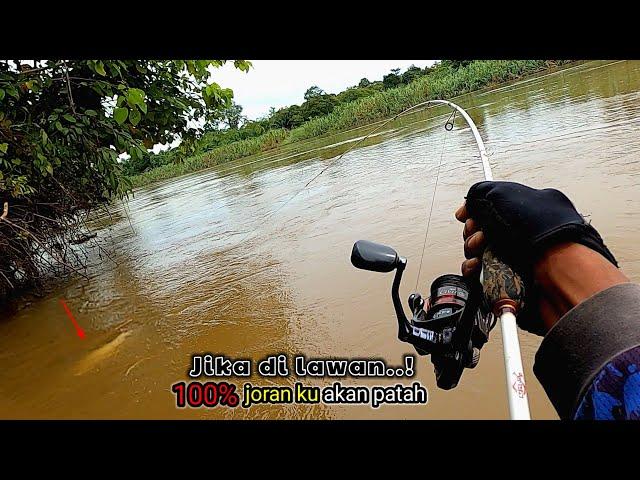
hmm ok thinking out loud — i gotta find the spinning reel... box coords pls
[351,240,496,390]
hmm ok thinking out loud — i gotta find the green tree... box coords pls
[336,87,376,104]
[269,104,305,130]
[440,60,473,70]
[304,85,325,101]
[401,65,423,84]
[358,78,371,87]
[383,68,403,89]
[300,94,337,121]
[218,101,246,130]
[240,120,267,138]
[0,59,251,298]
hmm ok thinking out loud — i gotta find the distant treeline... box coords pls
[127,60,570,187]
[122,63,437,177]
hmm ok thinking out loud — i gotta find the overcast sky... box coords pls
[213,60,437,120]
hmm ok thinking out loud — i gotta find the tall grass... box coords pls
[130,128,288,188]
[130,60,569,188]
[285,60,561,143]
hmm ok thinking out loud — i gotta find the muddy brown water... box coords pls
[2,60,640,419]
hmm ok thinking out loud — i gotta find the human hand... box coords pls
[455,181,619,334]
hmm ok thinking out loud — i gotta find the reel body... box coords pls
[408,274,494,389]
[351,240,495,390]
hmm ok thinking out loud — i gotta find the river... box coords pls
[2,60,640,419]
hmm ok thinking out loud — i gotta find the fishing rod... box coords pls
[226,96,530,418]
[350,99,531,420]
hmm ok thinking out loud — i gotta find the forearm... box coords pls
[531,242,640,418]
[533,242,629,331]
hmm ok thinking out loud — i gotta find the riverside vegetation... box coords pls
[0,59,569,301]
[0,60,251,300]
[128,60,572,188]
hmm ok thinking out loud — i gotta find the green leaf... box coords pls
[0,89,5,101]
[95,61,107,76]
[41,130,48,144]
[203,83,222,107]
[46,164,53,175]
[129,108,141,126]
[85,109,97,117]
[233,60,252,72]
[107,62,122,77]
[114,107,128,125]
[127,88,145,107]
[55,121,64,132]
[138,101,147,114]
[63,114,76,123]
[0,143,8,154]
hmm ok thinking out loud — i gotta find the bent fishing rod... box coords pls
[233,97,531,419]
[350,99,531,420]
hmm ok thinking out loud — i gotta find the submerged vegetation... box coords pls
[129,60,571,188]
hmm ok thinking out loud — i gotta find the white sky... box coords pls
[213,60,437,120]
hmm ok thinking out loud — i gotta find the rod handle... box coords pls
[481,247,525,316]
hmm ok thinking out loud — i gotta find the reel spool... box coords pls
[409,274,494,389]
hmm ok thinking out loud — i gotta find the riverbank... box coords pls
[129,60,572,189]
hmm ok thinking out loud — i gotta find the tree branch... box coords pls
[15,61,63,76]
[63,61,77,114]
[0,270,14,289]
[52,76,123,89]
[0,215,88,279]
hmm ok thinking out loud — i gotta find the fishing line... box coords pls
[234,100,451,249]
[414,121,450,291]
[445,109,457,131]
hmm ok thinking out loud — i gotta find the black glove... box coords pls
[464,181,618,334]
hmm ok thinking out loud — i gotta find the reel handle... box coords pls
[481,247,525,316]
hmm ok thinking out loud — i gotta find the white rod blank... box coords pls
[427,99,531,420]
[499,312,531,419]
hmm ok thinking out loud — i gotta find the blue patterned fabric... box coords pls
[574,346,640,420]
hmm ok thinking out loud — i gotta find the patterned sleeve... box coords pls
[574,346,640,420]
